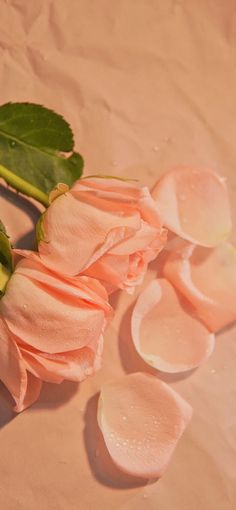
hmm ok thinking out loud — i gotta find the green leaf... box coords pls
[0,264,11,297]
[0,220,13,272]
[36,213,46,244]
[0,103,84,195]
[0,220,13,296]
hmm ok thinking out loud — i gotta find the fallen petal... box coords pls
[152,167,231,246]
[164,242,236,332]
[131,279,215,372]
[97,372,192,478]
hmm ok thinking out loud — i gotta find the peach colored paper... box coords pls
[0,1,236,509]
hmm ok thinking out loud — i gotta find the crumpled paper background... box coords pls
[0,1,236,508]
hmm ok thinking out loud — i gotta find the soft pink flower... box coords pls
[36,178,167,292]
[0,255,111,411]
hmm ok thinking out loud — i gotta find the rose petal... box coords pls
[16,258,110,309]
[164,242,236,332]
[38,179,166,289]
[109,221,162,255]
[152,167,231,246]
[21,335,104,383]
[85,254,129,293]
[0,319,42,412]
[39,187,140,275]
[21,350,64,384]
[21,372,42,412]
[85,227,167,294]
[97,372,192,478]
[131,279,215,373]
[0,257,110,353]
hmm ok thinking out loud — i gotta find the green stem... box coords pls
[0,164,49,207]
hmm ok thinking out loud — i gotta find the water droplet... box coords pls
[122,415,127,421]
[10,140,16,148]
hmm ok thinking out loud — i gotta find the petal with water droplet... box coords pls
[131,279,215,372]
[97,372,192,478]
[164,242,236,332]
[21,335,104,383]
[152,167,231,246]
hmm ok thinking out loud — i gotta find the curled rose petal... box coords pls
[85,229,167,295]
[21,335,104,384]
[97,372,192,479]
[20,372,42,412]
[152,167,231,247]
[0,318,42,412]
[131,279,215,373]
[21,349,64,384]
[164,242,236,332]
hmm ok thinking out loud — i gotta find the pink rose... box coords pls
[36,178,167,292]
[0,255,111,411]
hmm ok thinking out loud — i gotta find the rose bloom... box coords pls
[0,255,111,412]
[35,178,167,293]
